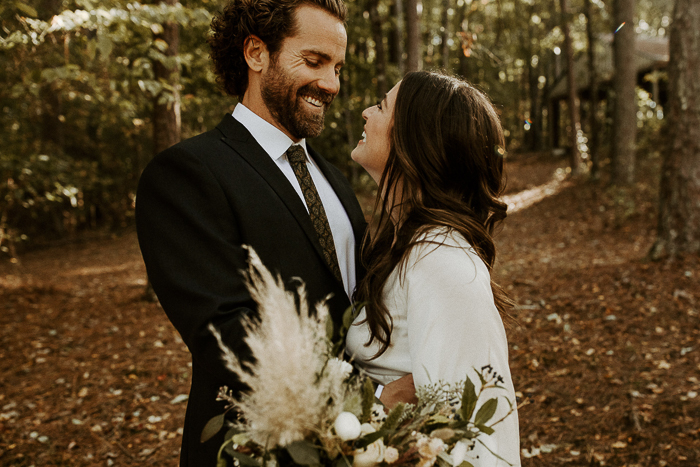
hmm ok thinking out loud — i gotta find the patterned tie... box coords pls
[286,145,343,284]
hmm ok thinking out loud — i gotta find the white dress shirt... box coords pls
[346,227,520,466]
[232,104,357,298]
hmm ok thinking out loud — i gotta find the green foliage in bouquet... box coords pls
[203,247,516,467]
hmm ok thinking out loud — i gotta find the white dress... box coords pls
[346,228,521,467]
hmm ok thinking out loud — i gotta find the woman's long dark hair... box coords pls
[353,70,514,358]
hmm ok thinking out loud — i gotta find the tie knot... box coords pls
[286,145,307,165]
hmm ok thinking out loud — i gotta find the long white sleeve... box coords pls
[403,233,520,466]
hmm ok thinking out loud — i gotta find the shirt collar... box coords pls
[232,103,309,161]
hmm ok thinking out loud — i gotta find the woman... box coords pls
[346,71,520,466]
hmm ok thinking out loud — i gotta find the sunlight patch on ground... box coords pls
[502,169,570,214]
[64,261,143,277]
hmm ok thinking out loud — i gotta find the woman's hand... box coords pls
[379,373,418,409]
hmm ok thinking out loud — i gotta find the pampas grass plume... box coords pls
[209,247,348,449]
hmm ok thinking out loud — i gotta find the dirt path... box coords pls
[1,154,698,466]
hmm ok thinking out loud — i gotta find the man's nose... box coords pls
[317,67,340,96]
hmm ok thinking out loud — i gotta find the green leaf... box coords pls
[224,426,241,440]
[461,376,478,422]
[354,430,385,449]
[200,413,225,443]
[428,414,452,425]
[326,313,334,342]
[475,424,495,436]
[286,440,320,465]
[473,398,498,426]
[229,450,262,467]
[459,462,475,467]
[15,1,37,17]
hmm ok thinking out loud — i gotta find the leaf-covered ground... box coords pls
[1,153,698,466]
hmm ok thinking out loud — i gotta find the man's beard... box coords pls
[261,58,335,140]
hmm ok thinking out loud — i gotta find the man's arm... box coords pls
[379,373,418,409]
[136,145,254,389]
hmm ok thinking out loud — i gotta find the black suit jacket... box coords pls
[135,114,367,466]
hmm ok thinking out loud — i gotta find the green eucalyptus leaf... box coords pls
[200,413,225,443]
[461,376,478,422]
[473,398,498,426]
[286,440,320,465]
[475,424,495,436]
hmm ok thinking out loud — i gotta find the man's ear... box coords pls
[243,35,268,72]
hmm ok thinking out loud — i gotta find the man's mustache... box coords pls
[298,85,335,106]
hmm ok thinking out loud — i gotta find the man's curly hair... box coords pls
[208,0,347,99]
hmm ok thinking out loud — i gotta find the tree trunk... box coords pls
[584,0,601,179]
[389,0,404,73]
[341,72,359,185]
[650,0,700,259]
[405,0,421,72]
[152,0,181,157]
[146,0,181,302]
[368,0,387,98]
[611,0,636,185]
[525,6,543,152]
[560,0,583,173]
[457,5,471,80]
[38,0,65,155]
[441,0,450,70]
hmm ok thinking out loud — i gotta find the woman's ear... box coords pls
[243,35,268,73]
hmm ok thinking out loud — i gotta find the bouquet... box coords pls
[203,247,516,467]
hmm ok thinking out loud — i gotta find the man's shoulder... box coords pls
[151,115,242,162]
[169,125,226,154]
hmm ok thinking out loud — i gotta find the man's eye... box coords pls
[306,60,320,67]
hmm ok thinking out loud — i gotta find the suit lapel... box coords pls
[215,115,329,267]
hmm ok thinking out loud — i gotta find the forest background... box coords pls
[0,0,681,252]
[2,0,700,466]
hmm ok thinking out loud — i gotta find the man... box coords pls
[136,0,365,464]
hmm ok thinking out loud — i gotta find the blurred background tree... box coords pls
[0,0,681,258]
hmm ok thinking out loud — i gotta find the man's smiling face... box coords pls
[260,5,347,141]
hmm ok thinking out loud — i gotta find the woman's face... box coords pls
[351,81,400,184]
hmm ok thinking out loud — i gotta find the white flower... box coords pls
[449,440,470,466]
[334,412,362,441]
[327,358,354,379]
[360,423,376,435]
[384,446,400,464]
[370,403,387,428]
[416,436,446,467]
[353,438,386,467]
[417,437,445,459]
